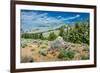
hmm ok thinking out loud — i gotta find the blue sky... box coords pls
[21,9,89,32]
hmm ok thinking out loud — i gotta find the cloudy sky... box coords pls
[21,9,89,32]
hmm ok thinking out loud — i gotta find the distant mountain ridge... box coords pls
[23,24,68,34]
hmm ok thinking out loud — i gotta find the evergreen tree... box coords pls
[39,33,44,40]
[48,32,57,41]
[59,26,65,37]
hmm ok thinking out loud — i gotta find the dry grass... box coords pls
[21,39,89,63]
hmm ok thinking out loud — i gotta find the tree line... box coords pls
[21,21,89,44]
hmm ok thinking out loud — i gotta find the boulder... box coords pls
[49,36,66,51]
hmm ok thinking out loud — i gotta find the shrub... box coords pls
[64,21,89,45]
[39,33,44,40]
[81,55,89,60]
[39,49,47,56]
[59,26,65,37]
[58,49,67,59]
[31,49,35,51]
[21,56,34,63]
[48,32,57,41]
[21,43,27,48]
[58,49,75,60]
[66,50,75,59]
[41,46,47,49]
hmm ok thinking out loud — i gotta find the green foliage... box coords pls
[75,22,80,29]
[59,26,65,37]
[66,50,75,59]
[64,21,89,45]
[39,49,47,56]
[48,32,57,41]
[21,33,45,40]
[58,49,75,60]
[21,56,34,63]
[81,55,89,60]
[21,21,89,45]
[39,33,44,40]
[58,49,67,59]
[41,46,47,48]
[31,49,35,51]
[21,43,27,48]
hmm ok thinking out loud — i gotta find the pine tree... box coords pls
[59,26,65,37]
[48,32,57,41]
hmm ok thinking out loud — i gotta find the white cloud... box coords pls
[57,16,62,19]
[21,11,80,31]
[60,14,80,21]
[21,11,63,27]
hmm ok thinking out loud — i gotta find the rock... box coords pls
[33,40,38,44]
[49,36,66,51]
